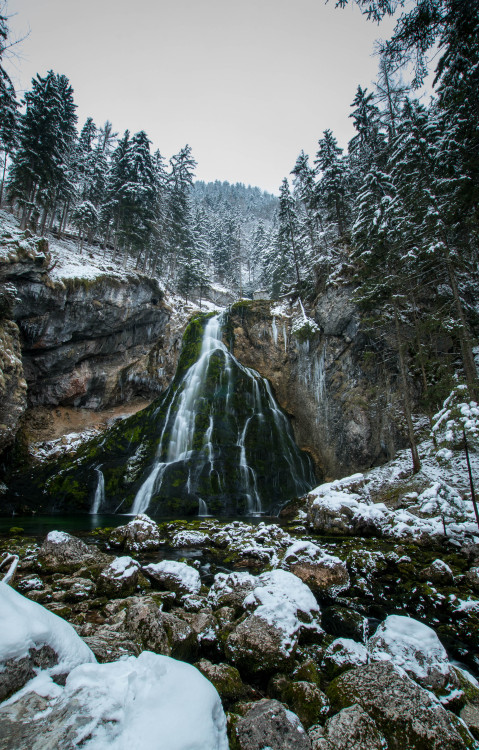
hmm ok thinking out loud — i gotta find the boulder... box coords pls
[280,540,349,597]
[322,704,385,750]
[321,606,368,643]
[225,613,295,674]
[123,596,170,655]
[327,661,474,749]
[161,612,197,660]
[368,615,460,701]
[142,560,201,597]
[97,556,140,598]
[208,571,256,611]
[322,638,368,680]
[0,644,57,702]
[37,531,102,573]
[466,567,479,592]
[419,559,454,586]
[234,699,312,750]
[109,514,161,552]
[269,675,330,728]
[51,576,96,602]
[194,659,246,705]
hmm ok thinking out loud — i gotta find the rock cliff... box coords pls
[229,295,407,480]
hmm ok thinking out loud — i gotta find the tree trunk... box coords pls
[444,254,478,399]
[394,300,421,473]
[464,429,479,530]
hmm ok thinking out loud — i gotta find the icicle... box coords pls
[272,316,278,346]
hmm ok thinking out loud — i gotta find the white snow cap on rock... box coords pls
[368,614,451,686]
[103,556,140,580]
[143,559,201,594]
[60,652,228,750]
[243,569,320,650]
[0,581,95,673]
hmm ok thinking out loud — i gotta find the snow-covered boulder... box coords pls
[234,699,311,750]
[109,514,162,552]
[142,560,201,596]
[171,529,210,548]
[280,540,350,597]
[419,558,454,585]
[306,479,383,537]
[97,556,140,598]
[0,581,95,701]
[322,638,368,680]
[225,570,321,674]
[368,615,460,702]
[0,651,228,750]
[208,571,256,611]
[38,530,103,572]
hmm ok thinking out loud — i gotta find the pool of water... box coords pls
[0,512,280,538]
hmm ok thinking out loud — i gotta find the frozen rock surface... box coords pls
[322,638,368,679]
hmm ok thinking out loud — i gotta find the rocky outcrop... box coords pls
[0,318,27,455]
[230,296,408,479]
[234,699,312,750]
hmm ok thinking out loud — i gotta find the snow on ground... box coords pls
[54,652,228,750]
[0,581,95,671]
[307,437,479,543]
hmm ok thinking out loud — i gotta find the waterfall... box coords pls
[129,313,315,516]
[90,466,105,514]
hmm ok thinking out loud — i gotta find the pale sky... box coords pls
[4,0,400,194]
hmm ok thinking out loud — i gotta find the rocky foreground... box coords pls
[1,507,479,749]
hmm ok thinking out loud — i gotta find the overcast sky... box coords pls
[4,0,400,194]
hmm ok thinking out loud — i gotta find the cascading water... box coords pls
[90,466,105,514]
[130,313,315,516]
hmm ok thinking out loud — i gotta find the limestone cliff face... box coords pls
[230,295,406,480]
[0,226,178,458]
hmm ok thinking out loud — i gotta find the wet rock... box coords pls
[368,615,460,701]
[226,613,296,674]
[161,612,197,660]
[195,659,246,705]
[97,555,140,598]
[419,559,454,585]
[327,661,474,749]
[321,606,368,643]
[0,645,57,702]
[322,704,385,750]
[322,638,368,680]
[234,699,312,750]
[109,514,161,552]
[38,530,103,573]
[280,540,350,597]
[142,559,201,597]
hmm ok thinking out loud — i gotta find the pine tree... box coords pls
[315,130,350,239]
[0,13,18,205]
